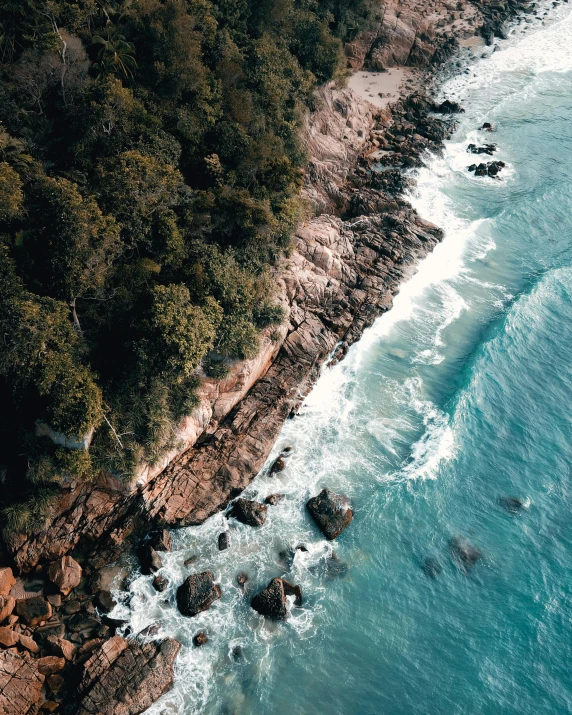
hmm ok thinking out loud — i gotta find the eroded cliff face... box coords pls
[4,0,532,574]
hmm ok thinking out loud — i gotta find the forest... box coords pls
[0,0,377,534]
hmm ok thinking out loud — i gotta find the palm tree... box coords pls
[91,27,136,79]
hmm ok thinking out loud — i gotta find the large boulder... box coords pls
[176,572,221,618]
[48,556,82,596]
[0,626,18,647]
[306,488,353,540]
[250,578,302,621]
[229,498,267,527]
[0,595,15,624]
[0,568,15,597]
[15,596,52,626]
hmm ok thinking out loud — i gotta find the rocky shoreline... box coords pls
[0,1,544,712]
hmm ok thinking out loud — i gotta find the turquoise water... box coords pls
[125,5,572,713]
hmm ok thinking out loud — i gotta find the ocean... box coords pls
[123,4,572,712]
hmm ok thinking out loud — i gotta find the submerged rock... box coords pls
[449,536,482,571]
[265,493,285,506]
[152,575,169,593]
[270,456,286,474]
[229,498,267,527]
[251,578,302,620]
[325,552,349,578]
[237,573,248,588]
[306,488,353,540]
[176,572,221,618]
[499,496,528,513]
[422,557,443,580]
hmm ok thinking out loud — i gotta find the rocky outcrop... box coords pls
[0,651,44,714]
[251,578,303,620]
[306,488,353,540]
[176,572,221,618]
[76,636,180,715]
[228,499,268,528]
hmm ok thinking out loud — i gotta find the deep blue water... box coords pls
[123,5,572,713]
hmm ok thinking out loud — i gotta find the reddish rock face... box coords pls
[0,568,15,598]
[0,626,18,647]
[76,636,181,715]
[0,650,45,714]
[0,596,15,625]
[37,656,66,676]
[48,556,82,596]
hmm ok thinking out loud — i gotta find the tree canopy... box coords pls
[0,0,377,532]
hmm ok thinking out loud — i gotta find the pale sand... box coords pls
[348,68,412,109]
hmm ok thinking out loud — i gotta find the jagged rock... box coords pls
[265,494,285,506]
[47,636,76,662]
[139,624,160,638]
[0,596,15,625]
[153,575,169,593]
[251,578,302,620]
[93,590,115,613]
[306,488,353,540]
[15,596,52,626]
[499,496,527,513]
[422,557,443,580]
[218,531,230,551]
[48,556,82,596]
[0,650,45,714]
[434,99,464,114]
[237,573,248,588]
[449,536,482,570]
[76,636,180,715]
[137,544,162,575]
[148,529,173,552]
[176,572,221,618]
[18,634,39,654]
[0,627,18,648]
[270,457,286,474]
[0,568,15,598]
[193,631,208,647]
[228,499,268,527]
[37,656,66,676]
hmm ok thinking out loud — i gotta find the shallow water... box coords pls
[123,5,572,713]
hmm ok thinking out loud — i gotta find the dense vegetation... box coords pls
[0,0,377,533]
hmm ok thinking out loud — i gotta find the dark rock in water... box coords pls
[306,488,353,540]
[229,498,267,527]
[499,496,527,513]
[422,557,443,580]
[480,122,494,131]
[148,529,173,552]
[475,162,488,177]
[270,457,286,474]
[94,590,116,613]
[467,143,497,156]
[449,537,482,570]
[434,99,464,114]
[281,446,293,454]
[468,164,477,172]
[296,544,308,553]
[176,572,222,618]
[218,531,230,551]
[139,623,161,637]
[184,555,198,567]
[153,575,169,593]
[237,573,248,588]
[278,548,295,568]
[265,493,285,506]
[251,578,302,620]
[138,544,162,575]
[231,645,243,661]
[325,553,348,578]
[193,631,208,647]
